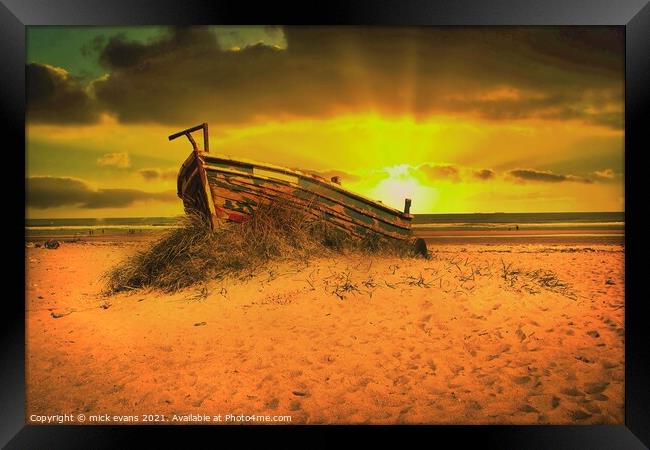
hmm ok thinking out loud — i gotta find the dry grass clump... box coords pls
[104,199,421,294]
[500,258,576,299]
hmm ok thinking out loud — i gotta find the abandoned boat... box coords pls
[170,123,426,252]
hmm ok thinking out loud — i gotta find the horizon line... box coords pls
[26,211,626,221]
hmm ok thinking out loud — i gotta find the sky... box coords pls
[26,26,624,218]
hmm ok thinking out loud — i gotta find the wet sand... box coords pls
[25,236,624,424]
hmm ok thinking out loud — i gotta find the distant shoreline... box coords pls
[25,226,624,246]
[25,211,624,245]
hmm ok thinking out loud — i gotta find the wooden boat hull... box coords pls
[177,152,414,241]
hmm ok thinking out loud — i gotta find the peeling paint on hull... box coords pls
[177,152,414,241]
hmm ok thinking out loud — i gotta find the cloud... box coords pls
[97,152,131,168]
[309,169,361,183]
[139,168,178,181]
[27,27,622,129]
[98,27,218,70]
[473,169,495,180]
[509,169,593,184]
[419,164,461,182]
[26,176,176,209]
[26,63,100,123]
[592,168,617,179]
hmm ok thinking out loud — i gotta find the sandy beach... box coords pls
[25,233,624,425]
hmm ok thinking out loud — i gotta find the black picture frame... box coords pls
[2,1,648,448]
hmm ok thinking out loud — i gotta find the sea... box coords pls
[411,211,624,231]
[26,212,624,236]
[25,217,183,238]
[409,212,624,244]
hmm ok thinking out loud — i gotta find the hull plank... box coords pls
[206,173,412,239]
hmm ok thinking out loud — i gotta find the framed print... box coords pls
[2,0,648,448]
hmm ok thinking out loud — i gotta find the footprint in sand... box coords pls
[397,405,414,422]
[289,400,302,411]
[551,396,561,409]
[561,387,584,397]
[450,365,464,377]
[574,355,594,364]
[585,403,601,414]
[393,375,410,386]
[467,400,482,411]
[512,376,531,385]
[584,382,609,394]
[601,360,618,369]
[568,410,592,421]
[518,404,538,413]
[516,328,527,342]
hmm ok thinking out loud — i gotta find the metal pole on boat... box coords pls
[404,198,412,214]
[202,122,209,153]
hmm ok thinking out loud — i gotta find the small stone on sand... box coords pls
[44,240,61,250]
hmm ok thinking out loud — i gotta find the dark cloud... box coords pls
[26,63,99,123]
[520,28,623,76]
[98,27,217,70]
[27,176,177,209]
[100,38,151,69]
[474,169,495,180]
[419,164,461,182]
[139,169,160,181]
[103,26,621,127]
[29,27,623,129]
[139,168,178,181]
[509,169,593,184]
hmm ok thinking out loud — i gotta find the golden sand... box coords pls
[25,238,624,424]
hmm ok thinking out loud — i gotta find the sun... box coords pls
[370,165,439,213]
